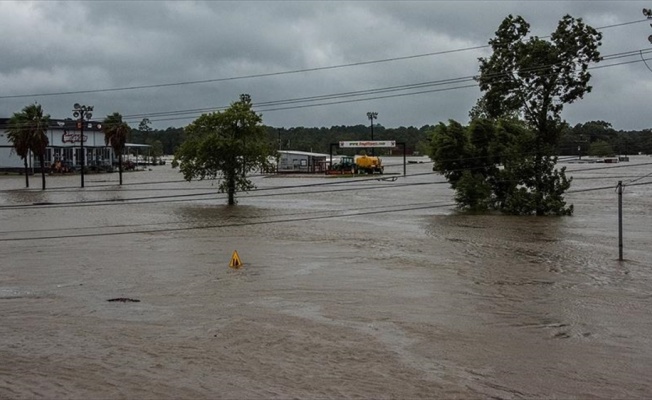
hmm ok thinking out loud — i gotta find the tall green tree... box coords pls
[7,103,50,189]
[428,118,571,214]
[476,14,601,215]
[173,94,274,205]
[138,118,152,142]
[149,140,164,164]
[102,112,129,185]
[138,117,153,162]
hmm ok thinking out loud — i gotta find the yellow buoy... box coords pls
[229,250,243,269]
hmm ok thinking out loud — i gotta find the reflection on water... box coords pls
[175,204,272,225]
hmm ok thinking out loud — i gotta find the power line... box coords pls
[0,178,448,211]
[0,201,457,242]
[2,177,650,242]
[0,18,647,101]
[121,49,652,124]
[0,45,488,100]
[1,155,650,210]
[0,199,441,236]
[1,159,649,239]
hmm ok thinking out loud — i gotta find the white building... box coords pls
[277,150,329,173]
[0,118,115,173]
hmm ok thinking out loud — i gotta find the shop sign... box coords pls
[339,140,396,148]
[62,130,87,143]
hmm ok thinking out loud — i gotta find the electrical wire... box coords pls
[2,177,650,242]
[1,155,650,211]
[0,201,457,242]
[0,199,442,236]
[0,178,449,211]
[1,18,645,101]
[122,51,652,124]
[1,159,650,240]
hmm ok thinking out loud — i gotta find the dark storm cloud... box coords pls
[1,1,651,131]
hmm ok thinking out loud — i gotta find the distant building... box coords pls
[277,150,329,173]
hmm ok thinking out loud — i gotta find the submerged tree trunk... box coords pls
[23,158,29,188]
[229,178,235,206]
[227,173,236,205]
[39,154,46,190]
[535,135,543,216]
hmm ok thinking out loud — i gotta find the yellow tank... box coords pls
[355,155,384,174]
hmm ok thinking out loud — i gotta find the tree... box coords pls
[102,112,129,185]
[430,118,574,215]
[476,14,601,215]
[7,103,50,189]
[589,140,614,157]
[149,140,164,164]
[138,118,152,142]
[173,94,274,205]
[137,117,154,162]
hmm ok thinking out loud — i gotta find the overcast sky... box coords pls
[2,1,652,131]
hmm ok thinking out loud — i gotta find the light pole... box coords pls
[644,9,652,44]
[73,103,93,188]
[367,111,378,156]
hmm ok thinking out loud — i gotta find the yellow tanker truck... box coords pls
[355,155,384,174]
[327,155,384,174]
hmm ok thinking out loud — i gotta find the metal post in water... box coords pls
[403,143,406,177]
[618,181,624,260]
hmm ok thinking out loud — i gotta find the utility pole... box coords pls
[276,129,282,174]
[72,103,93,188]
[367,112,378,156]
[617,181,624,261]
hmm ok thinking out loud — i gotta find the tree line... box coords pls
[127,119,652,159]
[124,122,434,157]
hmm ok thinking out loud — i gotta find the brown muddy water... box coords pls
[1,157,651,399]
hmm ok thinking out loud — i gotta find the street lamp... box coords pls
[367,112,378,156]
[643,8,652,44]
[72,103,93,188]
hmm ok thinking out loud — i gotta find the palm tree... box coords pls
[7,104,50,189]
[102,112,129,185]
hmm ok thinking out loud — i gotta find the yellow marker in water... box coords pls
[229,250,243,269]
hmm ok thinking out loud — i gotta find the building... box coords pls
[277,150,329,173]
[0,118,146,173]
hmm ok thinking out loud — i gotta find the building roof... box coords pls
[125,143,151,148]
[0,118,103,131]
[278,150,329,157]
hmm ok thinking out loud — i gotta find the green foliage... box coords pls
[126,122,431,158]
[589,140,614,157]
[477,15,602,133]
[471,13,599,215]
[102,112,129,185]
[149,140,164,163]
[7,103,50,189]
[173,94,274,205]
[429,119,573,215]
[102,112,128,154]
[267,124,431,155]
[138,118,152,142]
[453,171,492,211]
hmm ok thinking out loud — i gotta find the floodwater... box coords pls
[1,157,651,399]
